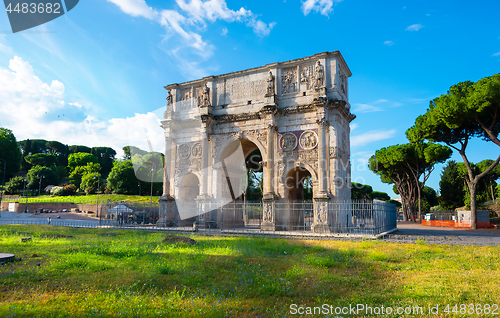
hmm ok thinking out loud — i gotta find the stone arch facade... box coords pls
[159,51,356,232]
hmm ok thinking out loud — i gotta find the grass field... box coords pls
[1,225,499,317]
[2,194,160,205]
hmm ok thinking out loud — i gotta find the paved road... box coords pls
[385,221,500,246]
[0,211,101,226]
[396,221,500,237]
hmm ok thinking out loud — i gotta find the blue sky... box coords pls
[0,0,499,197]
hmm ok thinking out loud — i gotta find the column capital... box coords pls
[266,124,278,132]
[316,118,329,128]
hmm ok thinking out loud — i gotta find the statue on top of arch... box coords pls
[266,71,275,96]
[313,60,324,88]
[198,83,211,107]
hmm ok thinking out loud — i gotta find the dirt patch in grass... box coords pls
[162,235,197,245]
[99,232,120,237]
[42,235,73,239]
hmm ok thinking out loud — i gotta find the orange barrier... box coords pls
[421,220,495,229]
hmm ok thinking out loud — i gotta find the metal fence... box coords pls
[1,200,396,237]
[98,202,161,227]
[156,199,396,235]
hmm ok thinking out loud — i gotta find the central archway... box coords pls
[285,166,313,202]
[216,137,264,228]
[277,166,315,231]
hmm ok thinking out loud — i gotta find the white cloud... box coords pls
[0,56,164,158]
[301,0,339,16]
[384,40,394,46]
[249,20,276,37]
[350,123,359,132]
[175,0,251,23]
[353,99,394,113]
[352,151,374,171]
[106,0,158,20]
[221,27,228,36]
[353,103,383,113]
[68,102,82,108]
[406,24,424,31]
[107,0,276,78]
[492,52,500,57]
[0,35,14,56]
[351,130,396,147]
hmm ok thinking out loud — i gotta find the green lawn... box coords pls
[0,225,499,317]
[2,194,160,204]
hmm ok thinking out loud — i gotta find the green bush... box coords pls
[51,186,64,196]
[4,176,25,194]
[63,184,77,196]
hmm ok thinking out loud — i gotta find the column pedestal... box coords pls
[311,198,330,233]
[158,196,176,227]
[261,199,277,231]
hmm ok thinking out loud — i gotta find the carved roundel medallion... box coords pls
[191,142,202,158]
[280,133,298,151]
[299,130,318,150]
[178,144,191,159]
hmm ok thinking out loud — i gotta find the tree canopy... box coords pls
[69,145,91,154]
[407,77,500,228]
[69,162,101,188]
[24,153,57,167]
[369,142,450,220]
[106,160,140,194]
[0,127,22,178]
[26,165,58,192]
[369,144,418,221]
[123,146,148,160]
[439,160,465,210]
[351,182,373,200]
[68,153,99,174]
[91,147,117,178]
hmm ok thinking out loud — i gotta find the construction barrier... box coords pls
[421,220,495,229]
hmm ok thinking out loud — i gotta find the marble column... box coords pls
[316,118,329,199]
[199,137,210,198]
[263,124,277,200]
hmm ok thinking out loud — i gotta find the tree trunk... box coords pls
[408,198,417,222]
[402,200,408,221]
[417,185,422,221]
[490,178,495,201]
[468,181,478,229]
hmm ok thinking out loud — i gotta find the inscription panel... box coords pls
[217,73,267,105]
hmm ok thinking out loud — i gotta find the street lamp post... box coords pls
[94,176,100,217]
[38,175,45,196]
[22,178,29,213]
[0,159,6,212]
[150,165,155,224]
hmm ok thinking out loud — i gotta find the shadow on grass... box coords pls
[1,225,499,317]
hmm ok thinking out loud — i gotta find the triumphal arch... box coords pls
[159,51,355,232]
